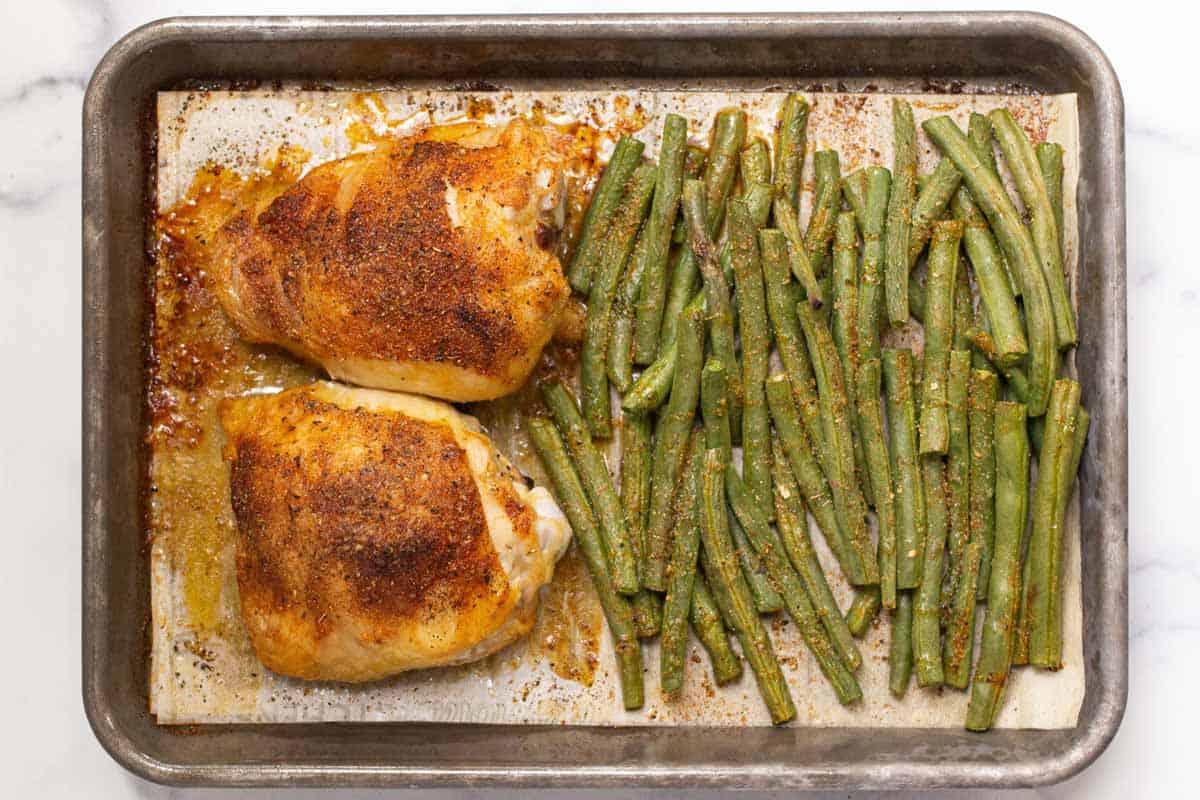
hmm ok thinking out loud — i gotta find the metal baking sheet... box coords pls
[83,12,1127,789]
[147,87,1084,731]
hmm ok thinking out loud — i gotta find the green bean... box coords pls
[942,353,978,688]
[620,412,662,636]
[741,181,775,228]
[728,468,863,704]
[740,137,772,185]
[908,158,963,268]
[1022,379,1083,669]
[1037,141,1066,256]
[632,114,689,366]
[923,115,1057,416]
[657,141,715,355]
[1033,404,1084,463]
[989,109,1076,349]
[882,349,926,590]
[608,230,651,392]
[889,591,915,698]
[832,211,872,505]
[1012,543,1033,665]
[846,569,883,637]
[624,293,707,416]
[717,245,737,295]
[1016,401,1086,662]
[965,402,1029,730]
[857,358,898,608]
[657,246,698,356]
[568,136,645,293]
[773,93,809,208]
[703,109,748,231]
[970,370,1000,602]
[684,179,743,439]
[771,444,863,668]
[632,585,663,639]
[729,199,773,514]
[670,145,708,246]
[1028,414,1047,455]
[582,164,657,434]
[885,99,918,326]
[805,150,842,276]
[943,351,973,601]
[690,573,743,685]
[845,590,881,638]
[914,453,948,687]
[622,343,675,414]
[528,420,643,709]
[950,184,1027,365]
[849,166,892,363]
[765,374,852,574]
[701,324,767,597]
[919,219,964,456]
[842,169,868,222]
[542,382,640,595]
[968,113,999,177]
[953,260,974,354]
[796,299,878,585]
[967,112,1020,296]
[908,273,926,323]
[773,197,824,307]
[972,304,999,376]
[701,358,732,463]
[760,231,826,454]
[912,354,924,408]
[698,450,796,724]
[661,430,705,693]
[961,325,1033,406]
[641,303,705,591]
[730,510,784,614]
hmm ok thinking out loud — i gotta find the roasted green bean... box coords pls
[965,402,1029,730]
[529,420,643,709]
[568,136,645,293]
[642,303,705,591]
[885,99,917,326]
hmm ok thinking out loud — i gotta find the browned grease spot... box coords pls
[527,544,603,686]
[343,92,397,146]
[913,100,961,113]
[148,146,321,634]
[467,96,496,120]
[1002,98,1054,145]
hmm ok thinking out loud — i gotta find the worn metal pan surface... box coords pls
[82,12,1126,789]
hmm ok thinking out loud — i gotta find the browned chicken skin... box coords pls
[211,120,572,402]
[220,382,570,682]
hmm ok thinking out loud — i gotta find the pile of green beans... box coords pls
[530,99,1087,730]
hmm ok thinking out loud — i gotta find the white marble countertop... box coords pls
[1,0,1185,796]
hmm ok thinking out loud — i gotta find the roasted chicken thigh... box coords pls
[219,381,570,682]
[212,119,572,402]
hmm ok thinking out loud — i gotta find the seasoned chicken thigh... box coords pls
[212,119,572,402]
[219,381,570,682]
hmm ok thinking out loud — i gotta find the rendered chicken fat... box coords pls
[219,381,571,682]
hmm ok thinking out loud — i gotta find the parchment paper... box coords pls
[150,87,1082,728]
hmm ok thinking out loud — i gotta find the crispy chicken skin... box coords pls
[219,381,570,682]
[211,119,572,402]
